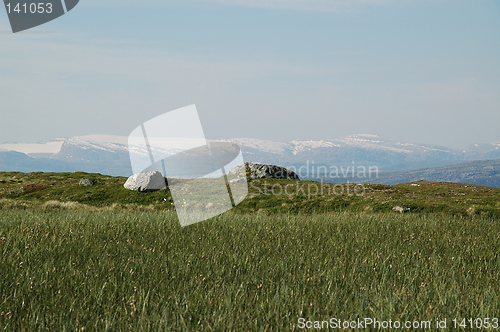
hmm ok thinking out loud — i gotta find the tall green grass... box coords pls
[1,210,499,331]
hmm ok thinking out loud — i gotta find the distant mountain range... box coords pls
[363,159,500,188]
[0,134,499,187]
[313,159,500,189]
[227,135,500,171]
[0,135,132,175]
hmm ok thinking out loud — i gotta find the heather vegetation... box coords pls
[0,172,498,218]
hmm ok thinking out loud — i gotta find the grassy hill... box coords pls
[1,172,499,330]
[0,171,499,218]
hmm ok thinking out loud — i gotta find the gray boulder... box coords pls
[124,171,166,192]
[79,178,96,187]
[230,162,300,180]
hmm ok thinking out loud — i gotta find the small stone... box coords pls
[79,178,96,187]
[392,206,411,213]
[229,178,245,184]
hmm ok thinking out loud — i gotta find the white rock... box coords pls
[124,171,166,192]
[392,206,411,213]
[229,178,246,184]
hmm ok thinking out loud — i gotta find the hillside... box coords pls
[362,159,500,188]
[0,151,75,173]
[0,172,498,218]
[307,159,500,188]
[1,172,499,331]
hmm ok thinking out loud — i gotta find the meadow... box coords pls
[0,172,499,331]
[1,209,499,331]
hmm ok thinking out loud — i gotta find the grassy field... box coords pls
[0,172,499,331]
[0,171,499,217]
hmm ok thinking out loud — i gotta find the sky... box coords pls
[0,0,499,149]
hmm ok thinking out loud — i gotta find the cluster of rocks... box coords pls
[123,163,299,192]
[230,162,300,180]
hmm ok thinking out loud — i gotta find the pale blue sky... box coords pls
[0,0,499,148]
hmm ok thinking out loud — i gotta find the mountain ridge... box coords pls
[0,134,499,188]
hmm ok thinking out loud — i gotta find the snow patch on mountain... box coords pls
[224,138,290,155]
[67,135,129,152]
[0,140,65,154]
[290,140,341,155]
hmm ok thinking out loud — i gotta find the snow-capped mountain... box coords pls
[0,135,132,175]
[52,135,130,162]
[223,134,461,168]
[0,134,498,176]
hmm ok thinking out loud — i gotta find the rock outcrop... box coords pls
[124,171,166,192]
[230,162,299,180]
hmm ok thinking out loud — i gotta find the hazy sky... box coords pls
[0,0,499,149]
